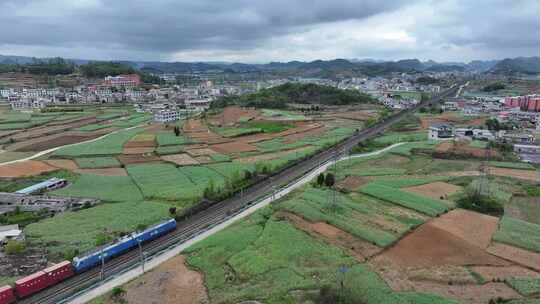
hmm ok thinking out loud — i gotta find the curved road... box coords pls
[21,83,462,304]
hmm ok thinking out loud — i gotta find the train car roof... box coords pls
[15,271,46,284]
[74,218,176,262]
[43,261,71,273]
[0,285,12,292]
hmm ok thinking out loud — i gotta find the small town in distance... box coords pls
[2,1,540,304]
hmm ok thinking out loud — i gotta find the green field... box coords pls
[493,216,540,252]
[185,207,455,304]
[375,176,452,189]
[155,145,184,155]
[490,161,536,170]
[214,127,262,138]
[373,131,427,145]
[178,165,227,190]
[75,157,121,169]
[54,127,143,156]
[207,162,255,179]
[210,153,231,162]
[156,131,190,146]
[358,183,449,216]
[277,187,426,247]
[53,174,143,202]
[507,278,540,296]
[74,123,111,131]
[25,200,170,256]
[126,163,199,204]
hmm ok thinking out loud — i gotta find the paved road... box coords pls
[23,83,461,304]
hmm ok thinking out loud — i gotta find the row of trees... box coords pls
[0,57,75,75]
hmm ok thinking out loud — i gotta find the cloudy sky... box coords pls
[1,0,538,63]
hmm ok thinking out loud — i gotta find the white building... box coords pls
[154,109,180,123]
[429,123,454,140]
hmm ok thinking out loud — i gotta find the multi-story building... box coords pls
[103,74,141,87]
[154,109,180,123]
[505,95,540,112]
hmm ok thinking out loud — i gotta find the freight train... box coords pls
[0,219,177,304]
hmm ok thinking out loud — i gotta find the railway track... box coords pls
[21,83,461,304]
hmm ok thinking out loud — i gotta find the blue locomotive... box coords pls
[73,219,177,272]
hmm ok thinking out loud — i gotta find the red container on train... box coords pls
[43,261,73,285]
[14,271,48,298]
[0,285,15,304]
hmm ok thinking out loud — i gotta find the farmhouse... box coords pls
[498,131,535,144]
[0,193,98,216]
[428,123,454,140]
[15,178,67,195]
[0,225,24,246]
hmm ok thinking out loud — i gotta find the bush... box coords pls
[456,193,504,216]
[4,240,26,255]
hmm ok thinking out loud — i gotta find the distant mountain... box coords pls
[489,57,540,75]
[0,53,511,77]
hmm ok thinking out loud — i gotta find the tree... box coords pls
[4,240,25,255]
[316,173,326,187]
[324,173,336,188]
[169,207,177,215]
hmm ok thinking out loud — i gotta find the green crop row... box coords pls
[506,277,540,296]
[493,216,540,252]
[75,157,121,169]
[358,183,448,216]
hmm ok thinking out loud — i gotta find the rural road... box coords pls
[0,125,143,166]
[66,142,406,304]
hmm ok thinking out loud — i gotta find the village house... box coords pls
[429,123,454,140]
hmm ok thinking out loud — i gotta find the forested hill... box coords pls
[217,83,376,109]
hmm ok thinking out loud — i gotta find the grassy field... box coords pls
[207,162,255,180]
[54,127,143,156]
[389,141,437,156]
[178,165,227,190]
[373,131,427,145]
[506,278,540,296]
[75,157,121,169]
[493,216,540,252]
[53,174,143,202]
[277,187,425,247]
[358,183,449,216]
[489,161,536,170]
[185,207,455,304]
[506,197,540,225]
[155,145,184,155]
[209,153,231,162]
[126,163,199,204]
[74,124,111,131]
[25,200,170,257]
[156,132,189,146]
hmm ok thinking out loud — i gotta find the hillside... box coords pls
[230,83,376,109]
[489,57,540,75]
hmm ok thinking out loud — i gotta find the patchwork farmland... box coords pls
[91,110,540,304]
[4,104,540,304]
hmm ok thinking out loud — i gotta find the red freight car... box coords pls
[14,271,48,298]
[0,285,15,304]
[43,261,74,285]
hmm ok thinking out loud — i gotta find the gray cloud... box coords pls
[0,0,540,62]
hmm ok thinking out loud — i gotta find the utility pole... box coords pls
[100,248,105,281]
[137,239,145,273]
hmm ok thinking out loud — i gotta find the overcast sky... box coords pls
[1,0,538,63]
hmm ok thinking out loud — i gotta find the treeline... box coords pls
[214,83,375,109]
[0,57,75,75]
[79,61,137,78]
